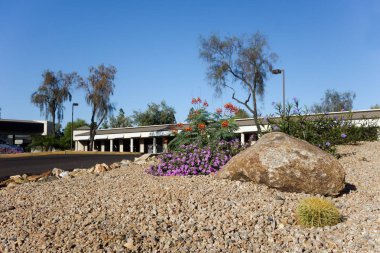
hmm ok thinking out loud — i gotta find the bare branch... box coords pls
[224,84,255,114]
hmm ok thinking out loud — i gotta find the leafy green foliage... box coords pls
[61,119,89,149]
[29,119,88,151]
[296,197,341,227]
[133,101,176,126]
[234,108,251,119]
[101,109,133,129]
[311,89,356,113]
[109,109,133,128]
[267,98,378,154]
[29,135,63,151]
[100,118,109,129]
[370,104,380,109]
[168,98,239,151]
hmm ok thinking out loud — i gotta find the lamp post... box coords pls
[71,103,79,150]
[272,69,285,115]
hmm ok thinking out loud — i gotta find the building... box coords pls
[73,109,380,154]
[0,119,53,148]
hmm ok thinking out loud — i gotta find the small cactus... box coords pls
[296,197,341,227]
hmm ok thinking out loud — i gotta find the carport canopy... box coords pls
[0,119,45,135]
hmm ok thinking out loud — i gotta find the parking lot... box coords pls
[0,153,139,180]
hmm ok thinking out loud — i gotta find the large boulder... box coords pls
[217,132,345,196]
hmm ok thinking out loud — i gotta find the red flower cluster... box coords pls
[198,123,206,130]
[185,127,193,132]
[191,97,202,104]
[215,108,223,114]
[176,123,184,128]
[224,103,239,114]
[203,101,209,107]
[221,120,229,128]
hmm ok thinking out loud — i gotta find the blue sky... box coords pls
[1,0,379,126]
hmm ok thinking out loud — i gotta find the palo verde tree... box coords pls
[31,70,77,135]
[78,64,117,150]
[199,32,277,135]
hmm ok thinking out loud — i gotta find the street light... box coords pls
[272,69,285,115]
[71,103,79,151]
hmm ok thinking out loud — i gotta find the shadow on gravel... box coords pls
[337,151,356,159]
[338,183,357,196]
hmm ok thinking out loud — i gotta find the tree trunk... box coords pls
[52,113,56,136]
[252,86,262,136]
[89,128,95,151]
[89,111,96,151]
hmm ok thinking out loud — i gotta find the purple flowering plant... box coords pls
[147,139,245,176]
[0,144,24,154]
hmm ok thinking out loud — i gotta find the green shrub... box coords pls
[29,135,65,151]
[296,197,341,227]
[266,98,379,154]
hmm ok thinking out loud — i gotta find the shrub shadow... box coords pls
[338,183,357,196]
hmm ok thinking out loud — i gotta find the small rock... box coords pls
[52,168,63,178]
[59,171,70,179]
[123,238,136,250]
[93,163,109,174]
[10,175,23,184]
[6,182,17,188]
[109,162,121,170]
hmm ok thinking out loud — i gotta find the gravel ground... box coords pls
[0,142,379,252]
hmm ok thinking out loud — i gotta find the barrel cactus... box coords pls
[296,197,341,227]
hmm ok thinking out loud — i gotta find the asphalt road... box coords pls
[0,154,139,180]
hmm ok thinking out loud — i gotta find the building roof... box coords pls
[75,109,380,137]
[235,109,380,125]
[75,124,173,136]
[75,126,91,130]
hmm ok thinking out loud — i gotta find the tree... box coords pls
[62,119,89,149]
[109,108,133,128]
[370,104,380,109]
[133,101,176,126]
[78,64,117,150]
[311,89,356,113]
[31,70,77,134]
[199,32,277,135]
[100,118,109,129]
[234,108,250,119]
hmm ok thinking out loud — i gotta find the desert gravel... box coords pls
[0,141,379,252]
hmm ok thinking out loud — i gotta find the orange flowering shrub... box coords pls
[221,120,229,128]
[169,97,240,150]
[198,123,206,130]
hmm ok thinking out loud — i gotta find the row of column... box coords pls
[76,137,170,153]
[102,138,144,152]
